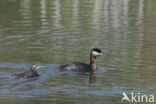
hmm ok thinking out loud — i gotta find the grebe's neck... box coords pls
[89,53,97,72]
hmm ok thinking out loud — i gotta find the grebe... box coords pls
[12,64,43,78]
[59,48,105,72]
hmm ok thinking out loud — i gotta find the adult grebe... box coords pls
[59,48,105,72]
[12,64,43,78]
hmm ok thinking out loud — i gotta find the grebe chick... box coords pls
[12,64,43,78]
[59,48,105,72]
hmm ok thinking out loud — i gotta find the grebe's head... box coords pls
[91,48,105,57]
[30,64,44,70]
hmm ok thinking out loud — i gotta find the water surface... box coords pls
[0,0,156,104]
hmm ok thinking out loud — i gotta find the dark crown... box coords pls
[92,48,102,53]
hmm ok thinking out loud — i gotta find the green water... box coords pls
[0,0,156,104]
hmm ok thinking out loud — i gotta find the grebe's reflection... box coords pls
[89,71,96,84]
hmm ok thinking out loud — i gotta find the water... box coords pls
[0,0,156,104]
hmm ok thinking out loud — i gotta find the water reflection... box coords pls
[89,71,96,84]
[40,0,47,26]
[122,0,129,25]
[20,0,30,20]
[53,0,62,29]
[72,0,79,26]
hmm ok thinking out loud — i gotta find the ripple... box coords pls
[7,34,32,39]
[52,32,69,35]
[0,63,27,69]
[52,36,72,39]
[37,29,50,35]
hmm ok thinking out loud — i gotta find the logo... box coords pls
[121,92,155,103]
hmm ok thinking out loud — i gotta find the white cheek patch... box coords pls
[36,67,39,69]
[92,51,100,56]
[36,66,41,69]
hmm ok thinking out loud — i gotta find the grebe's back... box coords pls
[59,48,105,72]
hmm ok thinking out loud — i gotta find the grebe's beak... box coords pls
[100,53,105,56]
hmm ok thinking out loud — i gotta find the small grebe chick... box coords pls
[59,48,105,72]
[12,64,43,78]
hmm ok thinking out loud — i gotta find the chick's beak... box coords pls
[39,66,44,68]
